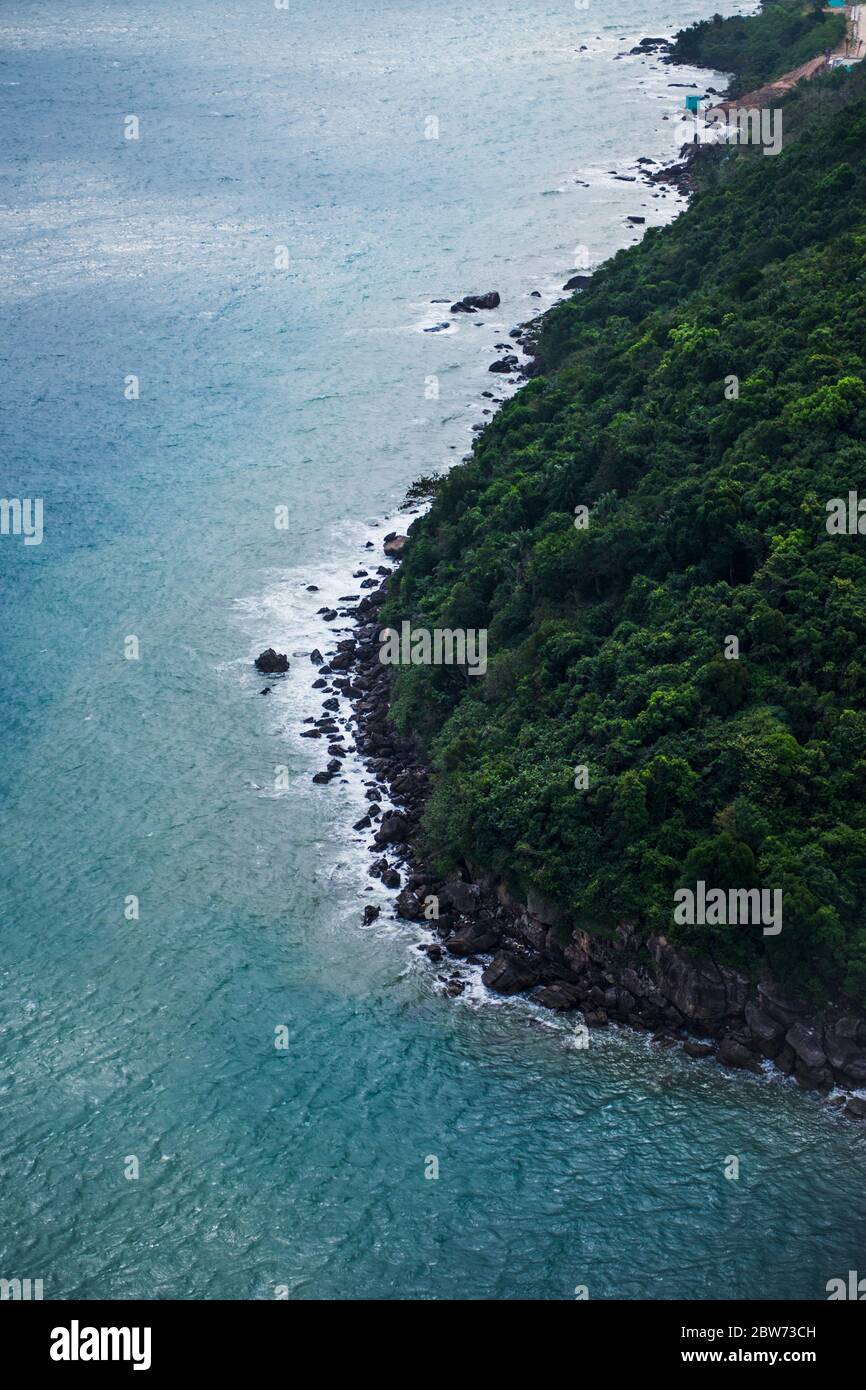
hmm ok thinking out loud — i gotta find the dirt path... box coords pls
[712,4,862,114]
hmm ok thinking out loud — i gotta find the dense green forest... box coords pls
[670,0,845,92]
[382,12,866,1009]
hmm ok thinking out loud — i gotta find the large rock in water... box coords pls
[445,917,501,957]
[383,533,407,559]
[254,648,289,673]
[451,291,500,312]
[373,812,410,846]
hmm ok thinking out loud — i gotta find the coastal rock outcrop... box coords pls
[254,648,289,673]
[451,291,500,312]
[383,533,408,558]
[482,951,539,995]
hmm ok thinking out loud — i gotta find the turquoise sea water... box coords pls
[1,0,864,1300]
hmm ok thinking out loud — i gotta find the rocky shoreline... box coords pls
[266,27,866,1123]
[285,563,865,1123]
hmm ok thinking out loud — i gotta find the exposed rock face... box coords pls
[383,533,407,558]
[451,291,500,312]
[395,888,423,920]
[439,879,482,915]
[718,1036,761,1072]
[651,938,750,1028]
[482,951,539,995]
[254,648,289,673]
[744,1002,785,1057]
[489,355,520,374]
[373,812,410,846]
[445,918,501,957]
[563,273,592,291]
[534,982,584,1011]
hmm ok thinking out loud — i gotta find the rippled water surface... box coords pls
[1,0,863,1300]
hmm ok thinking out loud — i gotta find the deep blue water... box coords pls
[1,0,864,1300]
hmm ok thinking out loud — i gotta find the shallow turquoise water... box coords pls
[1,0,864,1300]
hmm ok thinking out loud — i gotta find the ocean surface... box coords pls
[1,0,864,1301]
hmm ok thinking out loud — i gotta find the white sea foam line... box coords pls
[227,30,746,1010]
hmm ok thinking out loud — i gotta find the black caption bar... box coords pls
[1,1298,861,1376]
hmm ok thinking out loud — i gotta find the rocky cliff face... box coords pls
[319,568,866,1123]
[456,877,866,1117]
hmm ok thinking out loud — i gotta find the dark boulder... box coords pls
[756,985,807,1028]
[383,533,408,559]
[718,1036,760,1072]
[482,951,539,995]
[439,880,482,915]
[395,888,423,920]
[534,982,583,1011]
[254,648,289,674]
[786,1022,827,1073]
[744,1001,785,1057]
[452,291,500,311]
[373,813,410,846]
[652,939,749,1028]
[824,1016,866,1076]
[445,918,501,957]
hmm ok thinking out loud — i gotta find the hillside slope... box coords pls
[384,56,866,1010]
